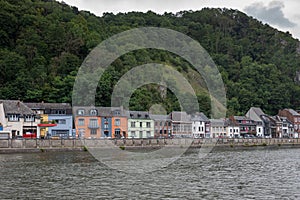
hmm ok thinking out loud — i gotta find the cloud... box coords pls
[244,1,296,28]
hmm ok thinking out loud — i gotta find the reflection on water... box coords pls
[0,149,299,199]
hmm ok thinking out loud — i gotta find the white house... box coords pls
[0,100,41,138]
[191,112,210,138]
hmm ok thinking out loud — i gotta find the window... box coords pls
[198,127,200,132]
[146,122,151,128]
[140,122,143,127]
[55,119,66,124]
[115,129,121,137]
[114,110,120,116]
[78,128,85,138]
[139,131,143,138]
[55,110,66,115]
[115,119,121,126]
[146,131,151,138]
[104,124,108,129]
[131,131,136,138]
[160,122,163,126]
[78,119,85,126]
[52,130,69,137]
[131,122,136,128]
[8,115,19,122]
[77,109,84,115]
[90,129,97,135]
[89,119,98,128]
[90,109,97,116]
[25,116,34,122]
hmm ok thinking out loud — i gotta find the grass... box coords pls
[83,146,88,152]
[119,146,125,150]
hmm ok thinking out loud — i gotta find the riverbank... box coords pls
[0,138,300,153]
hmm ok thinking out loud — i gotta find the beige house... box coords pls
[0,100,41,138]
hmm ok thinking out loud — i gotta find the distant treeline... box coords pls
[1,0,300,116]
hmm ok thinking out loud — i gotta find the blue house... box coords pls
[25,102,73,138]
[99,107,114,138]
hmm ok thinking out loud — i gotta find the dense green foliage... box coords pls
[1,0,300,116]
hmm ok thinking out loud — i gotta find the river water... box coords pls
[0,148,299,199]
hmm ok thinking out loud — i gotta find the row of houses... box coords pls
[0,100,300,139]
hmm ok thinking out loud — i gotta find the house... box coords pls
[0,100,41,138]
[278,109,300,136]
[151,114,172,138]
[127,111,154,138]
[169,111,192,138]
[111,107,128,139]
[230,116,257,137]
[25,102,73,139]
[226,118,240,138]
[245,107,265,137]
[191,112,210,138]
[210,118,227,138]
[74,107,101,139]
[98,107,114,138]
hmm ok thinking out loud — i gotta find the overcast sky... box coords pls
[63,0,300,40]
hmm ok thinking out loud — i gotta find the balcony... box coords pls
[38,121,57,127]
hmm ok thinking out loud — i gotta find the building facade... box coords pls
[26,102,73,138]
[191,112,210,138]
[169,111,192,138]
[151,114,172,138]
[127,111,154,138]
[0,100,41,138]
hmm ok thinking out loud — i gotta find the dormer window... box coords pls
[90,109,97,116]
[114,110,121,116]
[8,114,19,122]
[77,109,85,115]
[25,115,35,122]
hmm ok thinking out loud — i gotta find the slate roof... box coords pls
[25,102,71,110]
[250,107,265,116]
[169,111,191,122]
[0,100,34,115]
[287,109,300,116]
[210,118,226,126]
[150,114,171,121]
[191,112,209,122]
[127,111,151,119]
[73,106,126,117]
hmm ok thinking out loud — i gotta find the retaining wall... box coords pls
[0,138,299,150]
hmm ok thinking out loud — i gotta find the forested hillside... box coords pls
[1,0,300,116]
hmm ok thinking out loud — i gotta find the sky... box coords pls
[62,0,300,40]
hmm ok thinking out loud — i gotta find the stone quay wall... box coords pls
[0,138,300,152]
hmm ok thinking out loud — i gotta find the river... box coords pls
[0,148,299,199]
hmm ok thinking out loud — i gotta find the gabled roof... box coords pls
[251,107,265,116]
[287,108,300,116]
[0,100,34,115]
[191,112,209,122]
